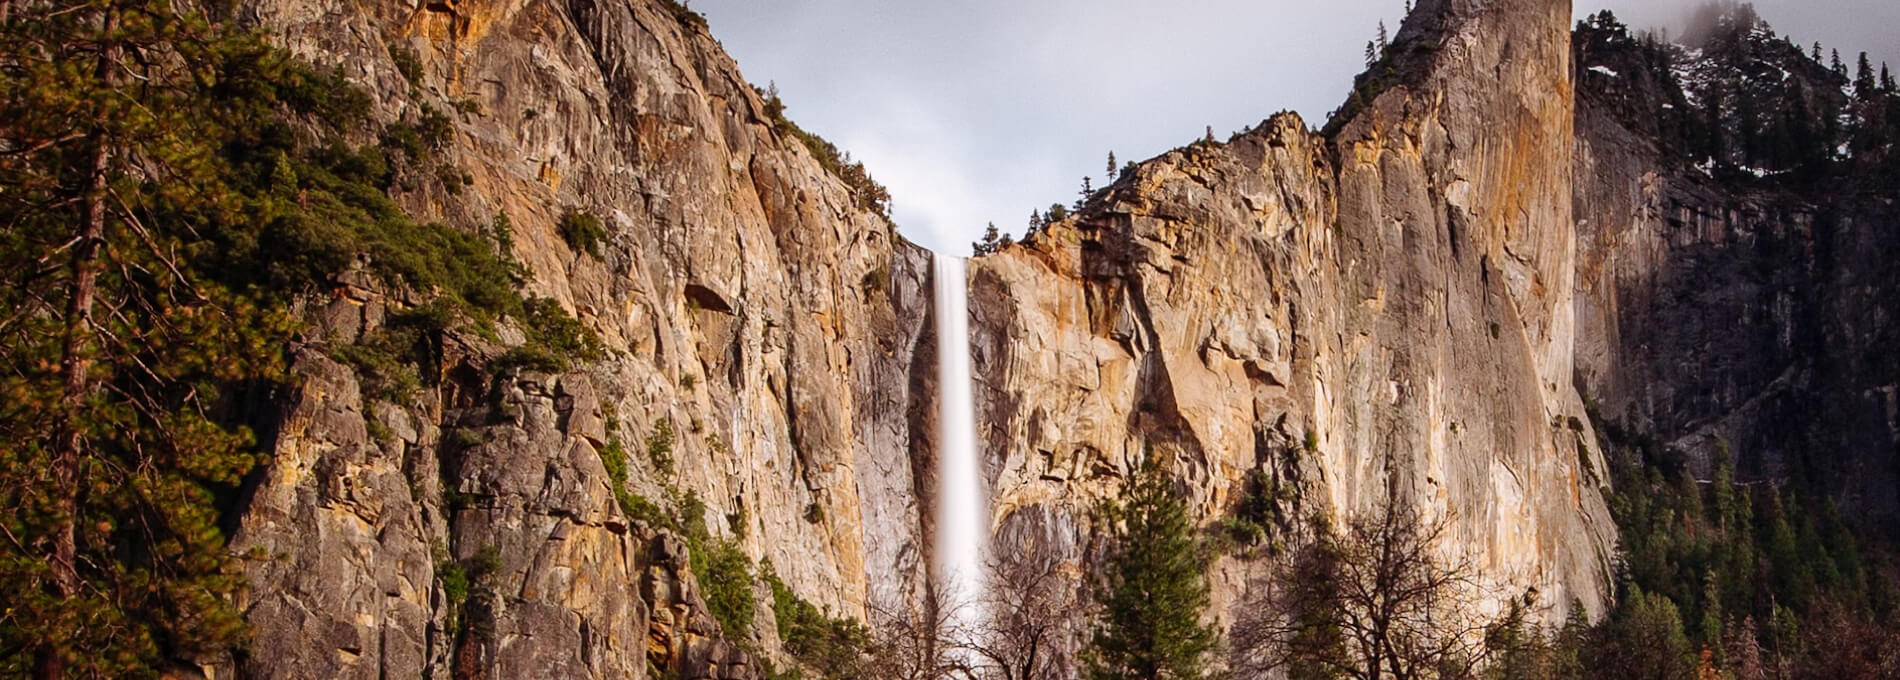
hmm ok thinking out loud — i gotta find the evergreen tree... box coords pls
[0,3,320,675]
[1483,598,1552,680]
[1551,601,1593,680]
[1106,151,1117,180]
[1812,42,1823,62]
[1376,21,1388,54]
[973,222,1003,256]
[1856,52,1877,99]
[1085,459,1218,680]
[5,0,576,664]
[1366,41,1377,68]
[1832,49,1846,77]
[1598,586,1696,680]
[1883,63,1895,93]
[1028,209,1043,235]
[763,80,784,120]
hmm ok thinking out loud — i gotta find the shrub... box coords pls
[494,298,603,373]
[860,266,889,297]
[559,209,607,258]
[694,538,755,638]
[1211,517,1266,554]
[388,44,424,87]
[647,418,676,474]
[663,0,708,31]
[331,334,424,401]
[765,562,871,676]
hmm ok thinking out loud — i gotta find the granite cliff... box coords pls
[968,0,1617,645]
[225,1,933,677]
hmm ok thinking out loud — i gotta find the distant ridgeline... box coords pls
[1574,8,1900,184]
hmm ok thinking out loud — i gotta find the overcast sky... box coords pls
[693,1,1900,254]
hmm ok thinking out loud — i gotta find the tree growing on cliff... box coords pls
[1083,459,1219,680]
[1231,499,1520,680]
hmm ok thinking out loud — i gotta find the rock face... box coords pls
[225,1,934,677]
[1571,26,1900,515]
[966,0,1618,631]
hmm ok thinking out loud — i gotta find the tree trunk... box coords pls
[37,12,117,680]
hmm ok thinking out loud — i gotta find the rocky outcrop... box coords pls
[225,0,935,677]
[967,0,1618,638]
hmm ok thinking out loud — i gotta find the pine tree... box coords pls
[1598,586,1697,680]
[1376,21,1389,54]
[1085,459,1218,680]
[973,222,1003,256]
[1882,63,1895,93]
[1,4,543,674]
[1812,42,1823,62]
[0,3,312,675]
[1105,151,1117,180]
[763,80,784,120]
[1551,600,1593,680]
[1832,49,1847,77]
[1365,41,1377,68]
[1856,52,1877,99]
[1028,209,1043,234]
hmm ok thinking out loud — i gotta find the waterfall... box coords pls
[932,254,988,641]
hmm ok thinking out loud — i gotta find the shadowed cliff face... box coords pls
[967,0,1619,639]
[1570,24,1900,519]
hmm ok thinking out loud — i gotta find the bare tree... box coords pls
[1232,500,1522,680]
[868,581,970,680]
[958,549,1083,680]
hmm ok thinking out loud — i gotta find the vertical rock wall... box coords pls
[967,0,1619,640]
[225,0,935,677]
